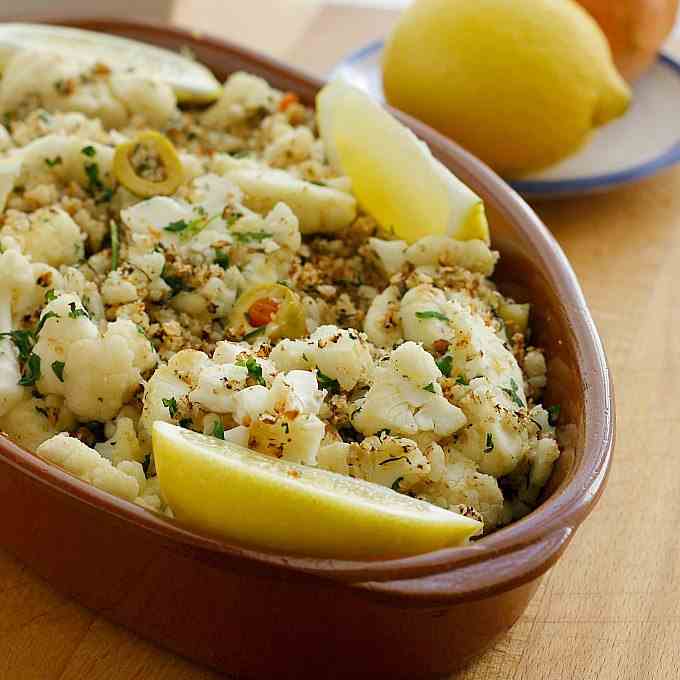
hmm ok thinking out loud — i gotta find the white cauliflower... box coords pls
[37,433,141,501]
[95,416,143,465]
[109,75,178,128]
[202,71,277,128]
[270,325,373,391]
[404,236,498,276]
[0,156,22,213]
[1,206,84,267]
[363,285,403,348]
[352,341,466,438]
[368,238,407,276]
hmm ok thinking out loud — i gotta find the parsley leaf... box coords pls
[547,404,561,426]
[435,355,452,377]
[81,145,97,157]
[110,220,119,271]
[237,357,266,385]
[233,231,273,243]
[164,219,189,233]
[502,378,525,409]
[415,310,449,322]
[211,420,225,440]
[44,156,62,167]
[45,289,57,303]
[423,382,436,393]
[391,477,404,492]
[162,397,178,418]
[19,353,41,386]
[142,454,152,476]
[484,432,494,453]
[455,375,469,386]
[68,302,89,319]
[214,249,230,269]
[51,360,65,382]
[0,330,34,362]
[316,369,340,394]
[242,327,265,341]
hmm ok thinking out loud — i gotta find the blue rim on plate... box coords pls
[331,40,680,199]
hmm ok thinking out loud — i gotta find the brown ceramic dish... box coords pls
[0,17,615,679]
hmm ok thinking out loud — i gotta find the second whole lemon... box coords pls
[382,0,632,177]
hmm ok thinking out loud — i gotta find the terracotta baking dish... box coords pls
[0,17,615,679]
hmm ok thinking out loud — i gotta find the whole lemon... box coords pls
[382,0,632,177]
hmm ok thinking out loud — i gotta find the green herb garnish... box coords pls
[68,302,89,319]
[233,231,273,243]
[51,360,65,382]
[316,369,340,394]
[502,378,525,409]
[435,355,452,377]
[237,357,266,386]
[423,382,436,393]
[0,330,34,362]
[415,310,449,322]
[391,477,404,492]
[211,420,225,440]
[19,353,41,386]
[455,375,469,386]
[162,397,178,418]
[484,432,494,453]
[44,156,62,167]
[45,289,57,303]
[81,145,96,157]
[547,404,561,426]
[214,249,230,269]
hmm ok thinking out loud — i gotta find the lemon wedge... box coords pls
[0,23,221,104]
[316,80,489,244]
[153,422,481,558]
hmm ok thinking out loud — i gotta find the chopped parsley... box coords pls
[415,310,449,322]
[455,375,469,386]
[51,360,65,383]
[502,378,525,409]
[214,249,230,269]
[164,214,219,241]
[84,162,112,203]
[164,219,190,233]
[19,353,41,386]
[316,369,340,394]
[435,355,453,377]
[142,455,152,476]
[423,382,436,393]
[484,432,494,453]
[162,397,178,418]
[0,330,34,362]
[237,357,266,385]
[242,326,265,341]
[44,156,62,167]
[391,477,404,492]
[45,289,57,303]
[547,404,561,426]
[68,302,89,319]
[211,420,225,440]
[110,220,119,271]
[81,145,97,157]
[379,456,409,466]
[233,230,273,243]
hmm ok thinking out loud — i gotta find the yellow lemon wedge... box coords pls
[153,422,482,559]
[316,80,489,244]
[0,23,221,104]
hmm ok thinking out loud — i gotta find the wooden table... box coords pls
[3,3,680,678]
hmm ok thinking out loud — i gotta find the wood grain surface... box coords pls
[1,2,679,678]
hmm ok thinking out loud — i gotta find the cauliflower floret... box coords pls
[0,207,83,267]
[33,293,100,397]
[262,201,301,252]
[448,378,528,478]
[352,342,466,438]
[418,451,505,530]
[363,285,403,348]
[109,75,178,128]
[0,393,76,453]
[232,385,269,426]
[263,124,316,168]
[202,71,277,128]
[63,326,143,422]
[349,435,430,491]
[189,363,248,413]
[271,326,373,392]
[95,416,143,465]
[106,319,158,374]
[368,238,407,276]
[37,433,140,501]
[222,159,357,234]
[405,236,498,276]
[316,441,351,476]
[0,50,128,128]
[248,411,325,465]
[212,340,251,365]
[0,156,22,213]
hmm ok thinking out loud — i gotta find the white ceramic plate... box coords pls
[331,40,680,199]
